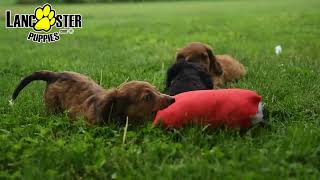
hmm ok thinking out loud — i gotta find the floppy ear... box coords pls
[111,92,132,125]
[210,58,223,76]
[198,70,214,89]
[204,44,223,76]
[96,89,117,123]
[166,62,183,89]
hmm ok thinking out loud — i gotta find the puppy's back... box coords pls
[166,61,213,95]
[45,71,107,109]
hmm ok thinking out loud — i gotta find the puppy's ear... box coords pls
[111,92,131,125]
[204,44,223,76]
[210,59,223,76]
[96,89,117,123]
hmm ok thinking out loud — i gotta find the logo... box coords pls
[34,4,56,32]
[5,4,82,43]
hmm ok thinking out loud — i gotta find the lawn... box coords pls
[0,0,320,179]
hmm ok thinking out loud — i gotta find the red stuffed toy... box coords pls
[153,89,265,129]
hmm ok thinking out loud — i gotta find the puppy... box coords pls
[165,60,213,96]
[176,42,246,87]
[214,54,246,87]
[12,71,175,124]
[175,42,223,76]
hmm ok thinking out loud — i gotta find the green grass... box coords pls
[1,0,320,179]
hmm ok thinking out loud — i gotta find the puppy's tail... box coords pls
[12,70,58,101]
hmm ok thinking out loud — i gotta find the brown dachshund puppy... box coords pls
[11,71,175,124]
[176,42,246,87]
[214,54,246,87]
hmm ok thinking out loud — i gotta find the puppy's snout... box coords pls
[167,97,175,104]
[159,94,175,110]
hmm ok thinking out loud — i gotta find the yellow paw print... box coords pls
[34,4,56,32]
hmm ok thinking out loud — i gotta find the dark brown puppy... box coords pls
[12,71,175,124]
[165,60,213,96]
[176,42,246,87]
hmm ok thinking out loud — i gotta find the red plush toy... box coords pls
[153,89,265,129]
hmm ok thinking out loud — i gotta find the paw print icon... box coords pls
[34,4,56,32]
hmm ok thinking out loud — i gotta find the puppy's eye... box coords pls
[201,53,208,58]
[143,93,153,102]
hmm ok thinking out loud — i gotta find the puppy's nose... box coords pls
[167,97,175,104]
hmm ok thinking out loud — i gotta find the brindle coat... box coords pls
[12,71,175,124]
